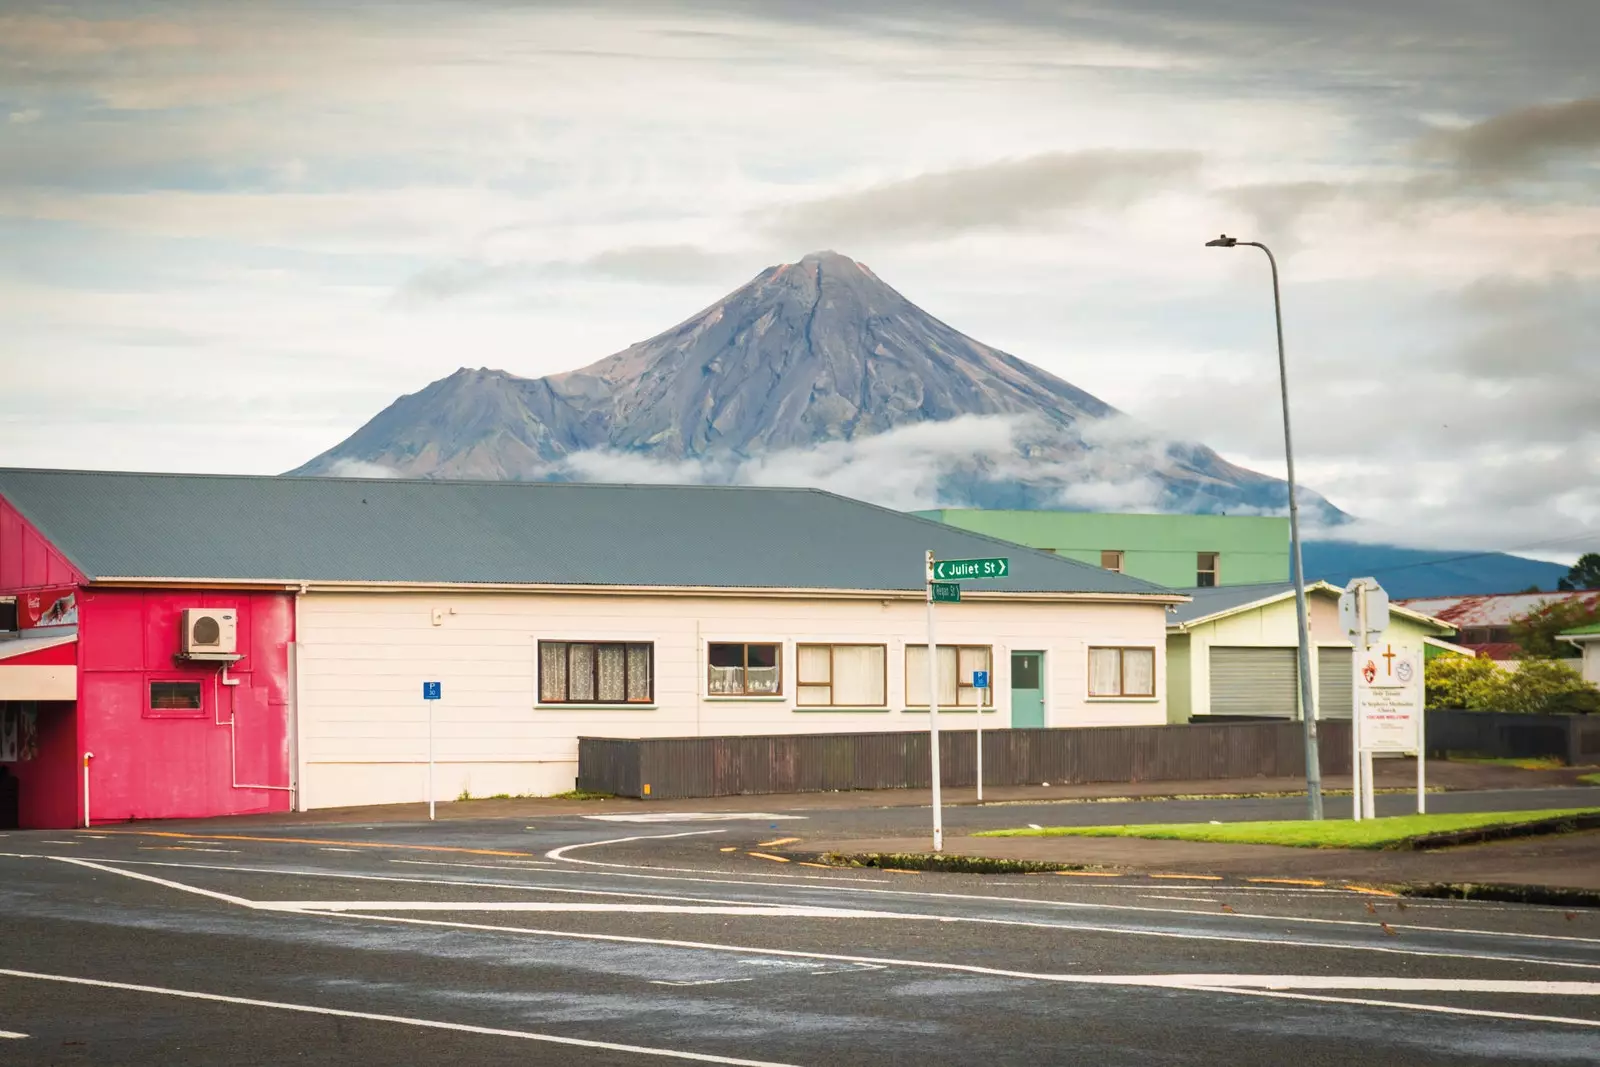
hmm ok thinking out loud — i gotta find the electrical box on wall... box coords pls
[180,608,239,659]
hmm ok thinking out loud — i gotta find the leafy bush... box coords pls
[1511,598,1600,658]
[1427,654,1600,714]
[1425,655,1500,710]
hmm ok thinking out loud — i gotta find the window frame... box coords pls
[706,640,784,698]
[1087,646,1158,699]
[1100,550,1125,574]
[795,643,888,708]
[1196,552,1219,588]
[146,679,205,719]
[537,640,655,705]
[904,644,996,708]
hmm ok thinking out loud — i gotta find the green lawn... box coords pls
[975,808,1600,849]
[1580,773,1600,786]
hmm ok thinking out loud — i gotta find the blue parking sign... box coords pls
[972,670,989,689]
[423,681,442,700]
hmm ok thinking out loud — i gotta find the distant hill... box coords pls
[1302,541,1569,600]
[292,250,1344,520]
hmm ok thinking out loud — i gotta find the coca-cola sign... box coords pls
[19,588,77,629]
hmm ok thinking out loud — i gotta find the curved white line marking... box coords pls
[0,969,796,1065]
[545,829,727,863]
[293,911,1600,1028]
[261,901,912,918]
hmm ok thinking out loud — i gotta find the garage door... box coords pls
[1209,647,1299,717]
[1317,647,1353,720]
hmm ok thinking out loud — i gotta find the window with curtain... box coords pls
[1196,552,1219,587]
[538,641,654,704]
[149,681,203,710]
[1087,647,1156,697]
[905,645,993,707]
[795,644,886,706]
[707,642,781,696]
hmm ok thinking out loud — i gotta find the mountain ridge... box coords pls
[291,250,1343,520]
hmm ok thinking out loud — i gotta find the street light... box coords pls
[1206,233,1324,820]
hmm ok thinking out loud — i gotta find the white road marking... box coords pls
[539,840,1600,946]
[582,814,806,823]
[650,978,756,987]
[72,854,1600,971]
[319,848,362,853]
[1179,983,1600,1029]
[0,969,799,1065]
[51,858,256,908]
[287,911,1600,1027]
[0,1029,27,1039]
[1140,896,1218,904]
[41,841,78,845]
[260,901,911,918]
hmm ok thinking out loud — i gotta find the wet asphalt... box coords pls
[1,791,1598,1065]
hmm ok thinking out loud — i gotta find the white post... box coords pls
[427,697,436,822]
[82,752,93,829]
[1417,674,1427,814]
[975,667,984,804]
[926,550,943,853]
[1352,587,1365,821]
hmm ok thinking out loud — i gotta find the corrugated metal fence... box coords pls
[1426,708,1600,766]
[578,720,1356,801]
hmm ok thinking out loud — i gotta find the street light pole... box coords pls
[1206,234,1324,820]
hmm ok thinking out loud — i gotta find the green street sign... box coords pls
[930,582,961,603]
[932,557,1009,581]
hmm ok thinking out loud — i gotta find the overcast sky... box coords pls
[2,1,1596,560]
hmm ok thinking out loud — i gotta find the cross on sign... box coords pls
[1381,645,1397,676]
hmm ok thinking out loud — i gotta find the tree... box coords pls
[1480,658,1600,715]
[1557,552,1600,591]
[1424,655,1499,711]
[1511,598,1600,658]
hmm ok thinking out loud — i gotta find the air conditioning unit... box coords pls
[180,608,238,656]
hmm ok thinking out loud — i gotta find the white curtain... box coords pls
[569,643,596,701]
[597,644,627,701]
[906,646,967,706]
[1088,648,1121,697]
[797,645,833,705]
[707,664,743,695]
[958,647,991,706]
[1123,648,1155,696]
[832,645,885,706]
[745,665,780,694]
[539,643,567,703]
[626,643,651,701]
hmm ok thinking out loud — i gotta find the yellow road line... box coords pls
[1247,877,1327,887]
[758,837,801,848]
[719,847,738,852]
[797,862,834,869]
[90,829,532,858]
[1054,871,1123,877]
[879,868,920,875]
[746,852,791,863]
[1344,884,1402,897]
[1149,873,1224,881]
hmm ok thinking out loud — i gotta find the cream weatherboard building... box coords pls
[2,469,1184,811]
[1165,581,1459,723]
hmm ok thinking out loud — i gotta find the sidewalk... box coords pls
[133,758,1591,830]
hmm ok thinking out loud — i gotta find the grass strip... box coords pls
[815,852,1110,875]
[975,808,1600,850]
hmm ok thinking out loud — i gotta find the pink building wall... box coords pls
[77,589,294,823]
[3,492,294,826]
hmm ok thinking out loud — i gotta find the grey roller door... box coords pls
[1317,647,1353,720]
[1209,647,1299,717]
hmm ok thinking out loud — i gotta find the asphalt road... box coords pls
[2,799,1598,1065]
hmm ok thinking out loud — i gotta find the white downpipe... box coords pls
[81,752,93,828]
[215,665,293,794]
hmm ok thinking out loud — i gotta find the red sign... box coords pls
[19,587,77,629]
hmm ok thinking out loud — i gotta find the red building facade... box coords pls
[1,494,293,828]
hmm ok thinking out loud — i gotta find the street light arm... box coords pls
[1206,234,1325,820]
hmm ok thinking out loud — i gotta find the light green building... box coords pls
[914,511,1289,589]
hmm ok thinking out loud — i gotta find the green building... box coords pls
[913,511,1289,589]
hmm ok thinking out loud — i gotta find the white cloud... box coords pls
[324,459,402,479]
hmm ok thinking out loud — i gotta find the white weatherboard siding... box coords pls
[296,591,1168,809]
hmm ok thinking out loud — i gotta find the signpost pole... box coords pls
[428,695,436,823]
[926,550,943,853]
[975,672,984,804]
[1416,662,1427,814]
[1352,587,1366,822]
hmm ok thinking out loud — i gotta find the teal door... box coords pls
[1011,652,1045,728]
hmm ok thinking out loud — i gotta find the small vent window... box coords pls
[150,682,203,711]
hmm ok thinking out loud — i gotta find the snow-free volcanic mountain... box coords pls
[292,251,1341,518]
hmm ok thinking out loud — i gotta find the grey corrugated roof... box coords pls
[1168,582,1302,625]
[0,468,1176,596]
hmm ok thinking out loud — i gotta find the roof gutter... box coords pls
[85,574,1189,606]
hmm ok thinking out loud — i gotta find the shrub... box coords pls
[1425,654,1600,714]
[1425,655,1499,711]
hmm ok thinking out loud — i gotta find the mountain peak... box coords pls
[290,254,1342,520]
